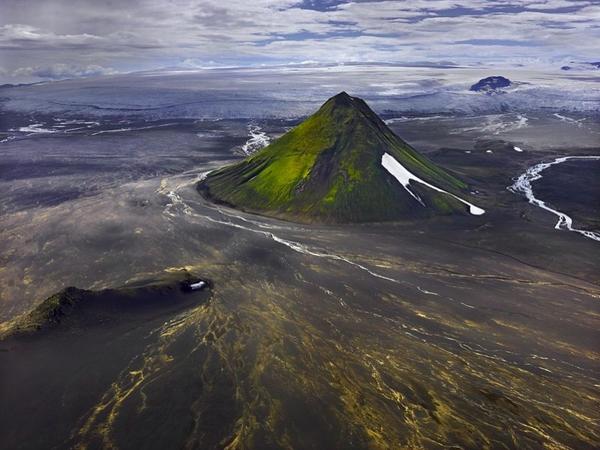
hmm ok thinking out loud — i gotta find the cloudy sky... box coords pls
[1,0,598,82]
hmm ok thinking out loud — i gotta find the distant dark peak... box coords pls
[470,76,512,93]
[561,62,600,70]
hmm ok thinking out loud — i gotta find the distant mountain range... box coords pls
[198,92,484,223]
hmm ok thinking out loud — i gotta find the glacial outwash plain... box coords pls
[0,65,599,449]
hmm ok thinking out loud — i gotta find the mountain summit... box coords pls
[198,92,484,223]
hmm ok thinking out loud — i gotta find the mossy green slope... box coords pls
[199,92,473,222]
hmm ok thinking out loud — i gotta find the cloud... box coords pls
[12,63,118,80]
[0,24,101,49]
[0,0,598,81]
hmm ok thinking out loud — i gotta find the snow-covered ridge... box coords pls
[381,152,485,215]
[509,156,600,242]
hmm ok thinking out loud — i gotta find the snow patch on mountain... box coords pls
[381,152,485,216]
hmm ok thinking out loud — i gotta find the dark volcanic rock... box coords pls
[470,76,512,93]
[5,271,211,336]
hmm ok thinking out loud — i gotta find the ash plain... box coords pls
[1,70,599,449]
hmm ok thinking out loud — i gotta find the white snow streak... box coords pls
[381,152,485,215]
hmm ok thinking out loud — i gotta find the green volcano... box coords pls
[198,92,484,223]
